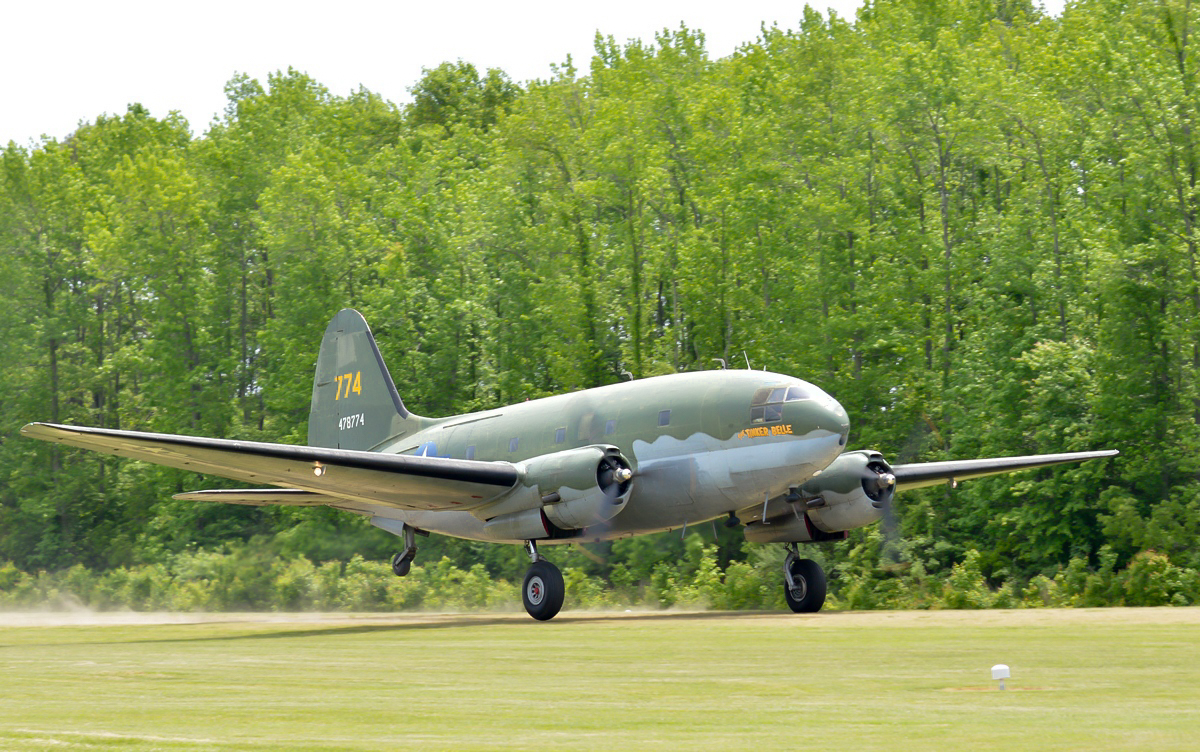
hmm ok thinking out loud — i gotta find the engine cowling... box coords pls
[478,445,633,541]
[742,449,896,544]
[800,450,896,533]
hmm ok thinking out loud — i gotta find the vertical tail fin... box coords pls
[308,309,417,450]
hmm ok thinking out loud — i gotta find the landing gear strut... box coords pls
[783,543,827,613]
[521,540,564,621]
[390,524,420,577]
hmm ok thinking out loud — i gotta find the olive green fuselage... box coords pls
[369,370,850,543]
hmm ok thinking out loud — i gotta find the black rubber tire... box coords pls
[783,558,827,613]
[522,560,565,621]
[391,552,413,577]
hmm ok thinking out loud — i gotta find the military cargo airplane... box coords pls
[22,309,1118,620]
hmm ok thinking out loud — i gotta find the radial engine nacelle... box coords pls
[477,445,634,540]
[802,449,896,533]
[744,450,896,543]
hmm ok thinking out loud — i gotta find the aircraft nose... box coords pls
[774,381,850,448]
[818,389,850,446]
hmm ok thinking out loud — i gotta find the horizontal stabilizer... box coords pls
[891,449,1119,491]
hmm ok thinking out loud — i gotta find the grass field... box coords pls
[1,608,1197,750]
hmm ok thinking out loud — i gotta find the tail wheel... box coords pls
[391,551,414,577]
[522,560,565,621]
[784,557,827,613]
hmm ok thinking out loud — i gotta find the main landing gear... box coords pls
[522,540,564,621]
[783,543,827,613]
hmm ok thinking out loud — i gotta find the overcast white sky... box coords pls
[3,0,1064,147]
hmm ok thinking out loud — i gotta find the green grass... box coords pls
[1,608,1197,750]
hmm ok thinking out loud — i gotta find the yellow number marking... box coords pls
[333,371,362,400]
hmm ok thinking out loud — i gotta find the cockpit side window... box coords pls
[751,404,784,423]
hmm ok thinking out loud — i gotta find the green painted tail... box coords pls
[308,309,417,450]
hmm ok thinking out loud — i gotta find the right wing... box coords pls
[890,450,1119,491]
[20,422,519,511]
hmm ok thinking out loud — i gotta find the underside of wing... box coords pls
[890,449,1119,491]
[21,422,519,511]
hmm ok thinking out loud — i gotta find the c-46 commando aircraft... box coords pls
[23,309,1118,620]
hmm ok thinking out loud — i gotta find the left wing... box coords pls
[891,450,1119,491]
[20,422,518,511]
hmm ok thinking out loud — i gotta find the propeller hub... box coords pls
[865,463,897,508]
[596,452,634,499]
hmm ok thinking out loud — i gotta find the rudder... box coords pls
[308,309,417,450]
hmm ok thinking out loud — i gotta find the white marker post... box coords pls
[991,664,1010,690]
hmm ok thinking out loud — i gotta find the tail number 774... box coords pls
[334,371,362,400]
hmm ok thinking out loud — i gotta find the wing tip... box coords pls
[20,422,62,440]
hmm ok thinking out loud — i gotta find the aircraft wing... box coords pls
[20,422,519,511]
[890,450,1119,491]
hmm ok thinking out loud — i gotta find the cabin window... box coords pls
[577,412,595,440]
[555,427,566,444]
[466,445,476,460]
[658,409,671,427]
[508,437,519,452]
[605,419,617,435]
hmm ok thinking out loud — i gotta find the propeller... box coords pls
[862,458,904,570]
[578,451,634,543]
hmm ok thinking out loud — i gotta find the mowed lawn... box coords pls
[0,608,1197,751]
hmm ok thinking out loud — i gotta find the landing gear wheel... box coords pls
[522,559,565,621]
[784,558,827,613]
[391,551,414,577]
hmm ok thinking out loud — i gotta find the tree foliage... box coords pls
[2,0,1197,606]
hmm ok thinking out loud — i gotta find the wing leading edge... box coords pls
[891,449,1119,491]
[20,422,518,511]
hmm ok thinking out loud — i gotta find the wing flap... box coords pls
[172,489,335,506]
[891,449,1119,491]
[21,422,519,511]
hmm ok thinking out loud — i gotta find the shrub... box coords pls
[563,566,616,609]
[271,557,318,610]
[2,543,1198,613]
[1120,551,1195,606]
[941,550,993,609]
[338,556,392,610]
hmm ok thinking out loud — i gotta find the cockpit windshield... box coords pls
[749,384,811,423]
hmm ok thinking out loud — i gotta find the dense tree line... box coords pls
[2,0,1198,607]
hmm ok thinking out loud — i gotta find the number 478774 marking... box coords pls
[334,371,362,400]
